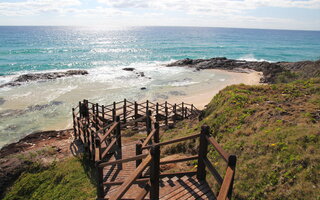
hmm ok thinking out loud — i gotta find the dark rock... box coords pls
[0,70,88,88]
[141,87,147,90]
[139,72,145,77]
[166,57,320,84]
[122,67,135,71]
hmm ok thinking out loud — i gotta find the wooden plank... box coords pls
[135,182,151,200]
[110,154,152,200]
[103,178,149,185]
[98,154,148,168]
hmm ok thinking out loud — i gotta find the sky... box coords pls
[0,0,319,30]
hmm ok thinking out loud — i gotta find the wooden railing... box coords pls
[72,100,236,200]
[99,125,236,200]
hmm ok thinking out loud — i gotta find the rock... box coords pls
[0,70,88,88]
[166,57,320,84]
[122,67,135,71]
[139,72,145,77]
[140,87,147,90]
[0,98,5,105]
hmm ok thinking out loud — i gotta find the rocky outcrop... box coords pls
[167,57,320,83]
[0,70,88,88]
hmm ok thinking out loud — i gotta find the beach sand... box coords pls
[167,69,262,109]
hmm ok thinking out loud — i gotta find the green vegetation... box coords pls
[2,157,96,200]
[3,78,319,200]
[161,78,320,200]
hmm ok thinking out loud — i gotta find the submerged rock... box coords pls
[0,98,5,105]
[0,70,88,88]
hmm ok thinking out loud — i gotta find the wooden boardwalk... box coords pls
[73,99,236,200]
[100,141,215,200]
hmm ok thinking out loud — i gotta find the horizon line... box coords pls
[0,25,319,32]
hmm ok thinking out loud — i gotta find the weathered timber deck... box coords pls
[102,141,215,200]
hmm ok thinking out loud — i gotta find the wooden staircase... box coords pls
[72,99,236,200]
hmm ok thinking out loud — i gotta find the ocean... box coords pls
[0,26,320,147]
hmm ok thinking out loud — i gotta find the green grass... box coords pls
[2,157,96,200]
[161,78,320,200]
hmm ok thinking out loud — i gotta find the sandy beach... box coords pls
[168,69,262,109]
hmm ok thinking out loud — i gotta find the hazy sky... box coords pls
[0,0,320,30]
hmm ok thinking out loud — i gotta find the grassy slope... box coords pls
[2,78,319,200]
[161,78,320,200]
[2,157,96,200]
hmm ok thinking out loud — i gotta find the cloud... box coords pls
[97,0,320,13]
[0,0,81,16]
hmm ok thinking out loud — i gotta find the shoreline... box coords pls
[0,67,262,149]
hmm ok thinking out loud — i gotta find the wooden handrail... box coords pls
[110,154,152,200]
[99,122,118,142]
[206,135,230,163]
[98,154,148,168]
[100,137,118,160]
[217,166,235,200]
[142,129,156,147]
[141,133,200,150]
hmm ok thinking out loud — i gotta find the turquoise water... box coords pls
[0,26,320,148]
[1,26,320,76]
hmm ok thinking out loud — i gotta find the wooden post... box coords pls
[96,103,99,117]
[146,100,149,114]
[156,103,159,122]
[154,122,159,143]
[72,108,77,139]
[227,155,237,199]
[165,101,168,126]
[79,101,82,117]
[95,137,101,161]
[134,101,138,126]
[197,125,209,180]
[77,119,82,143]
[182,102,185,120]
[136,143,142,168]
[115,116,122,169]
[146,110,152,135]
[150,145,160,200]
[102,105,105,121]
[84,100,89,118]
[97,166,104,198]
[92,103,95,115]
[173,104,177,123]
[123,98,127,124]
[113,102,116,121]
[191,104,194,115]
